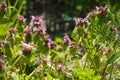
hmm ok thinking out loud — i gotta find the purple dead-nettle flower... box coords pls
[74,18,84,24]
[47,40,56,49]
[68,41,75,48]
[84,29,88,34]
[86,11,94,18]
[21,42,32,54]
[100,44,109,54]
[96,5,107,14]
[83,18,89,24]
[63,35,71,44]
[31,16,42,26]
[44,35,51,45]
[17,15,26,23]
[33,26,46,35]
[24,26,32,37]
[8,27,16,33]
[41,57,50,63]
[0,2,7,12]
[0,41,3,47]
[56,64,66,72]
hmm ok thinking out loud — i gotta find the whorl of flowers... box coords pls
[31,16,42,26]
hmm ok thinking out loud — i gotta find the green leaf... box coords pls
[107,52,120,64]
[46,72,53,80]
[12,72,19,80]
[93,55,101,70]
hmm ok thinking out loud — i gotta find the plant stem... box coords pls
[102,63,108,80]
[6,54,23,72]
[109,63,113,80]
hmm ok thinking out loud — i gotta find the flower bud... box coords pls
[33,26,46,35]
[95,5,107,14]
[31,16,42,26]
[86,11,94,18]
[41,57,50,63]
[24,26,32,37]
[17,15,26,24]
[83,18,89,24]
[74,18,84,25]
[0,41,3,47]
[8,27,16,34]
[22,42,32,54]
[68,41,75,48]
[100,44,109,54]
[47,40,56,49]
[56,64,66,72]
[0,2,7,17]
[63,35,71,44]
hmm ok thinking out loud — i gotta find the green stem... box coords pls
[102,63,108,80]
[83,58,88,69]
[5,54,23,75]
[109,63,113,80]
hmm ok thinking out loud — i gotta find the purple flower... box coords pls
[33,26,46,35]
[84,29,88,34]
[31,16,42,26]
[41,57,50,63]
[44,35,51,44]
[86,11,94,18]
[47,40,56,49]
[74,18,84,24]
[24,26,32,37]
[0,2,7,12]
[63,35,71,44]
[56,64,66,72]
[83,18,89,24]
[17,15,26,23]
[100,44,109,54]
[68,41,75,48]
[22,42,32,54]
[96,5,107,14]
[0,41,3,47]
[8,27,16,33]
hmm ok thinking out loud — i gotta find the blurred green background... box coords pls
[0,0,120,39]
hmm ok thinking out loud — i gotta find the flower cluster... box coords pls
[44,35,56,49]
[24,26,32,37]
[74,18,89,25]
[56,64,66,72]
[17,15,26,23]
[33,26,46,35]
[63,35,75,48]
[8,27,16,34]
[31,16,42,26]
[0,2,7,12]
[21,42,32,54]
[99,44,110,54]
[96,5,107,14]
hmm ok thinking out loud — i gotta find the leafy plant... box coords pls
[0,1,120,80]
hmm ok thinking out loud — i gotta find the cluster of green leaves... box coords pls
[0,1,120,80]
[0,0,25,38]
